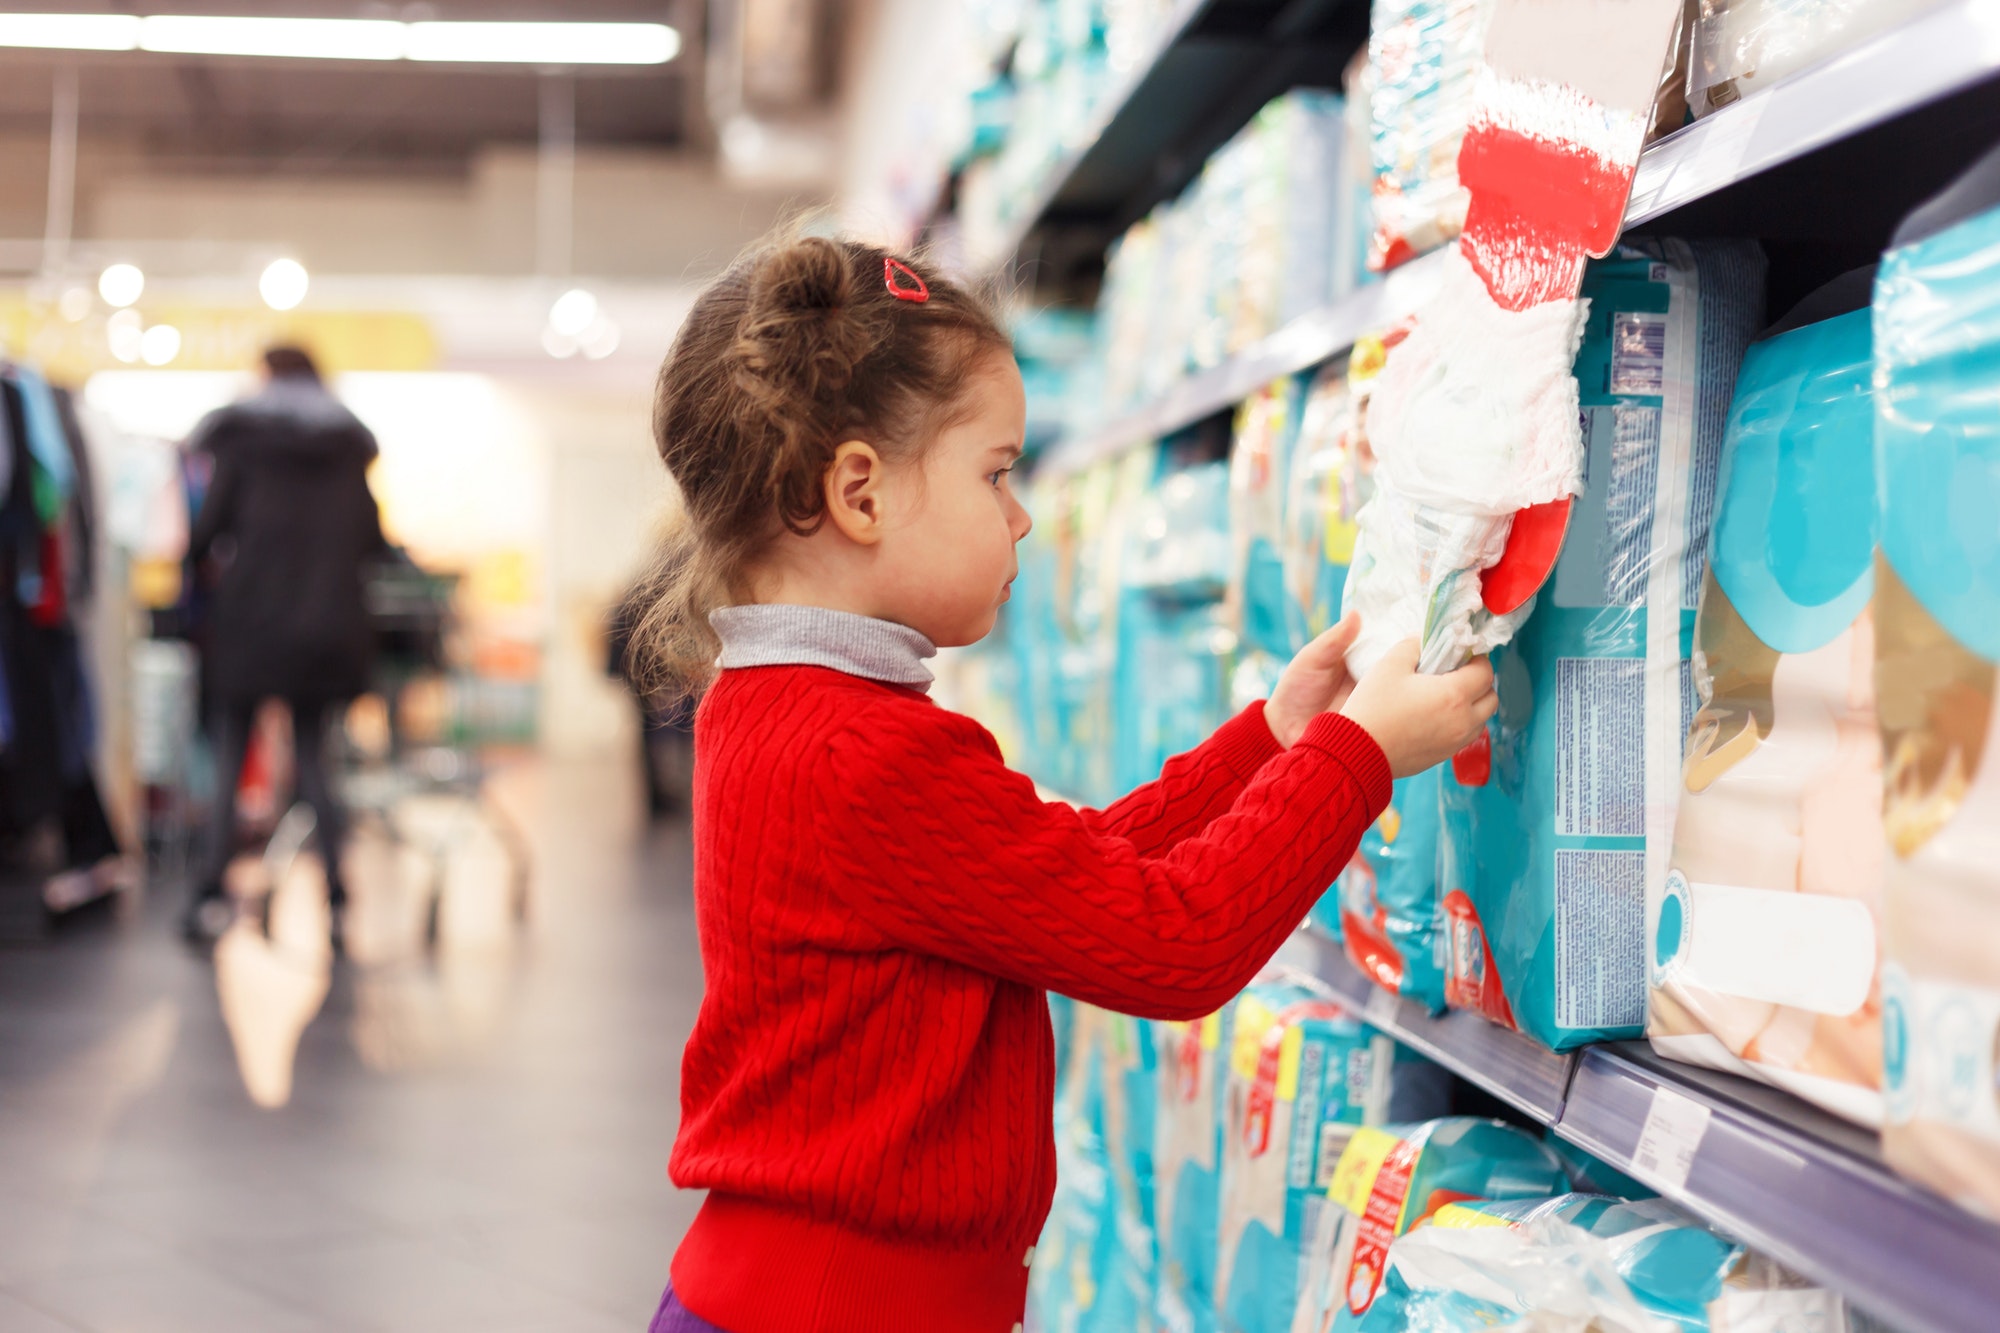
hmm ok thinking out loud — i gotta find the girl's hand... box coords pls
[1340,638,1497,777]
[1264,612,1364,749]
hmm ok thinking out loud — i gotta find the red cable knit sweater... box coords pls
[668,663,1390,1333]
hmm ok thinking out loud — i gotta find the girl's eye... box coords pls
[988,466,1014,488]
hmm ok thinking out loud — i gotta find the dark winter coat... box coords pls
[188,376,387,704]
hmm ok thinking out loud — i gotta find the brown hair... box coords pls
[635,233,1009,696]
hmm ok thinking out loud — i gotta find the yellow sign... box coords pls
[0,301,437,380]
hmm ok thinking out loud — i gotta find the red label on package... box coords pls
[1345,1126,1438,1314]
[1243,1001,1344,1156]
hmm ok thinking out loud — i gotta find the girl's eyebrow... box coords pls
[992,442,1024,461]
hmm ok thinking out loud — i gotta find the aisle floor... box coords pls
[0,758,702,1333]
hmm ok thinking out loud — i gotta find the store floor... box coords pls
[0,757,702,1333]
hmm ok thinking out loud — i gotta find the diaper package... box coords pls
[1355,1194,1851,1332]
[1337,767,1448,1012]
[1873,149,2000,1216]
[1365,0,1495,271]
[1216,980,1394,1333]
[1031,1005,1122,1331]
[1230,379,1312,671]
[1156,1003,1236,1333]
[1101,1012,1165,1329]
[1439,241,1766,1049]
[1301,1116,1570,1329]
[1649,277,1886,1124]
[1687,0,1948,119]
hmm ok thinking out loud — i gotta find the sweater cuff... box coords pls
[1209,700,1286,784]
[1295,713,1394,820]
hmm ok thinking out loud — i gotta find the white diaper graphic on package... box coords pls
[1343,246,1590,677]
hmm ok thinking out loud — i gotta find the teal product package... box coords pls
[1030,1006,1119,1332]
[1215,979,1393,1333]
[1354,1194,1849,1332]
[1335,767,1447,1011]
[1154,1003,1236,1333]
[1873,153,2000,1216]
[1438,241,1767,1049]
[1300,1116,1570,1330]
[1100,1012,1162,1328]
[1647,287,1887,1124]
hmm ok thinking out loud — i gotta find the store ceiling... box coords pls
[0,2,704,174]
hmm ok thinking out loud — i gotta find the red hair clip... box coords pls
[884,256,929,303]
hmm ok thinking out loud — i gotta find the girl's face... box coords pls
[878,352,1033,647]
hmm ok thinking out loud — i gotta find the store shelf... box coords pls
[987,0,1369,284]
[1305,925,2000,1332]
[1033,0,2000,477]
[1561,1046,2000,1333]
[1039,246,1450,476]
[1626,0,2000,227]
[1305,928,1576,1124]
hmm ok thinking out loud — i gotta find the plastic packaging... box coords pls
[1301,1115,1570,1328]
[1873,165,2000,1217]
[1439,241,1766,1049]
[1366,0,1496,271]
[1686,0,1948,119]
[1337,767,1448,1012]
[1356,1194,1850,1332]
[1649,288,1885,1125]
[1216,979,1393,1333]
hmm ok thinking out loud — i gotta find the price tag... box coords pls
[1631,1084,1712,1192]
[1363,985,1399,1029]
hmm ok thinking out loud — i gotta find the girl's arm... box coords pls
[1075,620,1360,856]
[812,703,1389,1022]
[1073,702,1282,857]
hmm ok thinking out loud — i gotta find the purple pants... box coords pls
[649,1285,726,1333]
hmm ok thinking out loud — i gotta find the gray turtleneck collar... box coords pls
[710,604,936,693]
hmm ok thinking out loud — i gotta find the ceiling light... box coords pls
[0,13,137,49]
[98,263,144,308]
[259,258,310,311]
[541,325,578,360]
[107,310,144,363]
[548,289,598,339]
[58,287,92,322]
[140,324,183,367]
[582,318,621,360]
[0,14,679,65]
[406,21,679,65]
[140,16,403,60]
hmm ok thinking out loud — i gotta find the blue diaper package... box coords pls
[1439,241,1766,1049]
[1154,1002,1236,1333]
[1874,150,2000,1216]
[1355,1194,1847,1332]
[1216,979,1393,1333]
[1336,767,1447,1011]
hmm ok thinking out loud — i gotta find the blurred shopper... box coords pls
[607,573,695,818]
[184,347,386,946]
[640,236,1494,1330]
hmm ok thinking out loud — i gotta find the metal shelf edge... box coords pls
[1558,1046,2000,1333]
[1305,929,1575,1124]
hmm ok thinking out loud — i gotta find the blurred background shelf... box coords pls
[1305,927,2000,1332]
[981,0,1371,285]
[1030,0,2000,479]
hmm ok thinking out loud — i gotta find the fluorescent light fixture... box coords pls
[0,13,138,49]
[141,15,403,60]
[0,13,679,65]
[407,21,680,65]
[260,258,310,311]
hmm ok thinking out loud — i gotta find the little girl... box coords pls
[640,236,1495,1333]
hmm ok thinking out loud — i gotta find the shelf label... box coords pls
[1631,1084,1712,1191]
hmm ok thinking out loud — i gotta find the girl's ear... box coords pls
[823,440,886,545]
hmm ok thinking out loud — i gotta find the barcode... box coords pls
[1610,312,1668,397]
